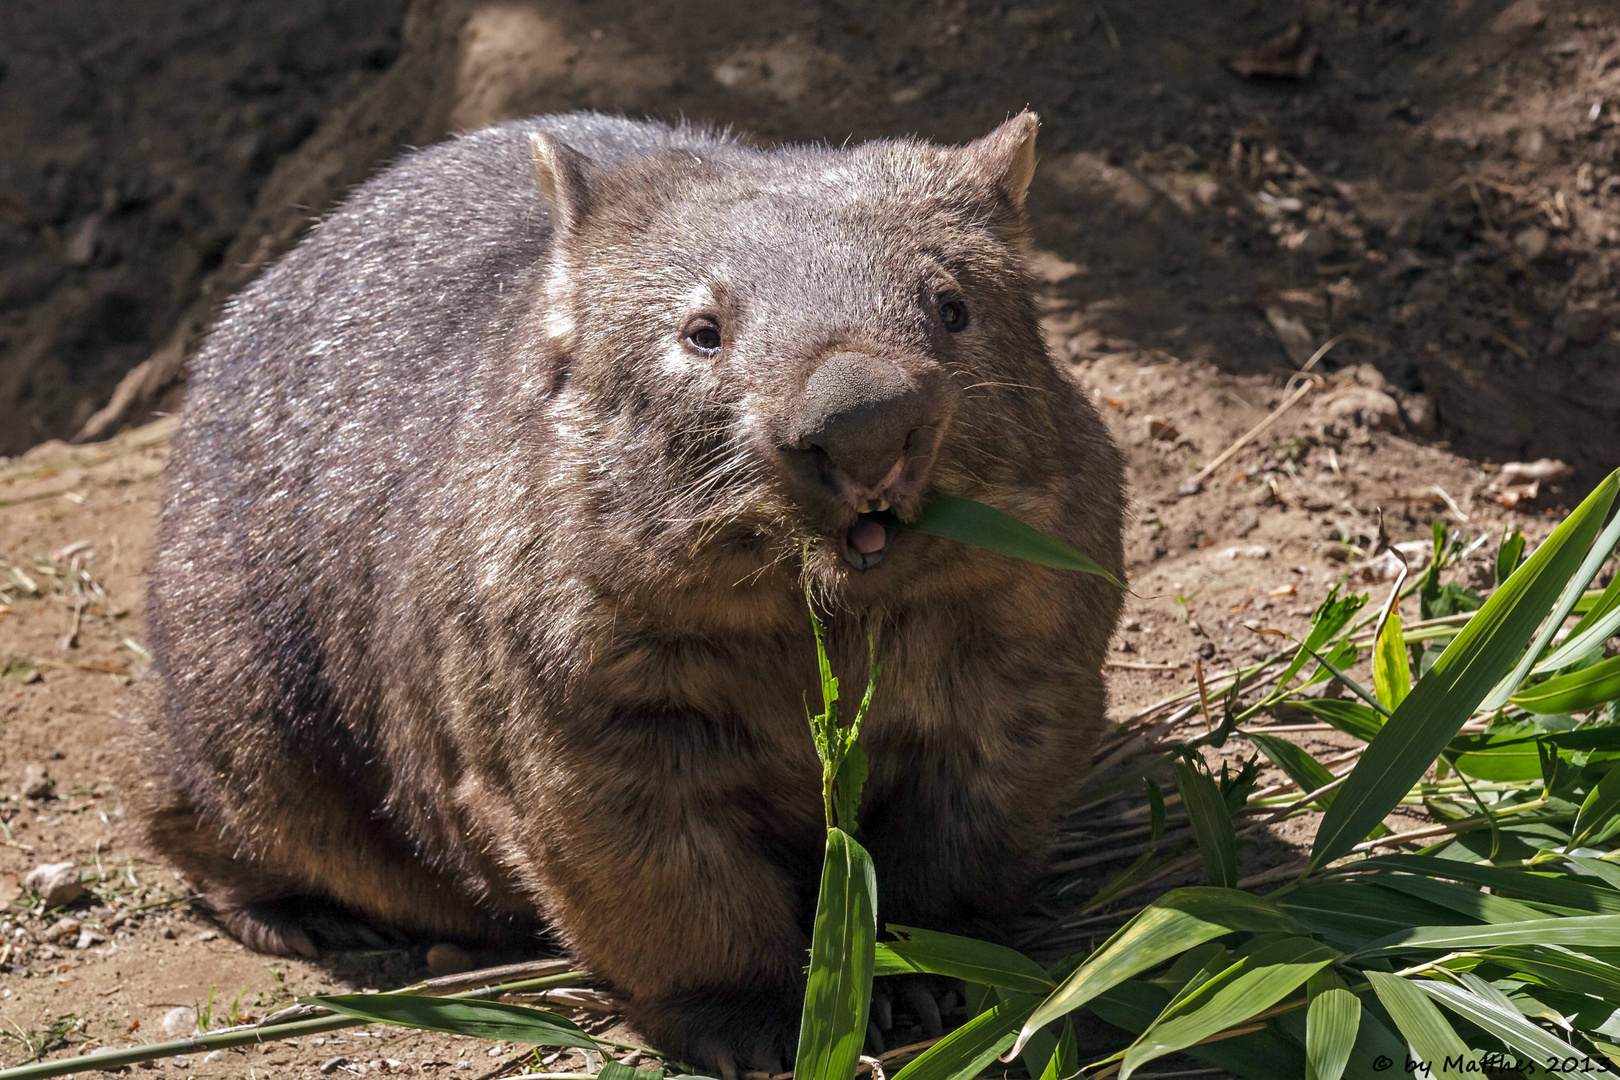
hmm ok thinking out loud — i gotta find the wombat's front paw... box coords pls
[631,981,801,1080]
[867,976,961,1053]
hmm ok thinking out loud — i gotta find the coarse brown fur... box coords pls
[140,110,1124,1069]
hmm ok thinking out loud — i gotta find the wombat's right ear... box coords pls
[529,132,594,233]
[961,110,1039,211]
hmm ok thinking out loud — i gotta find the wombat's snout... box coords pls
[790,352,932,497]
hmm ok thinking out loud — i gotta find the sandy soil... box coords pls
[2,0,1617,1075]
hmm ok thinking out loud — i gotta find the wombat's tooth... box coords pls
[874,498,890,512]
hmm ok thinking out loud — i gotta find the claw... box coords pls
[872,988,893,1031]
[903,981,944,1038]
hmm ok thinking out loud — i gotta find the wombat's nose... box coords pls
[794,353,927,489]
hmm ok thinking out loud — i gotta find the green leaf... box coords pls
[884,927,1054,995]
[892,994,1038,1080]
[1310,470,1620,871]
[1354,854,1620,914]
[1573,761,1620,848]
[1011,889,1307,1058]
[794,828,877,1080]
[1089,981,1307,1080]
[1305,976,1360,1080]
[1363,972,1474,1078]
[1497,529,1527,587]
[1277,587,1368,693]
[1354,914,1620,957]
[1146,776,1167,841]
[600,1065,663,1080]
[832,744,868,834]
[1419,978,1580,1064]
[1374,610,1413,712]
[1445,729,1548,782]
[300,995,597,1051]
[1037,1020,1078,1080]
[1353,872,1551,923]
[1480,944,1620,998]
[1174,759,1239,888]
[1248,731,1337,805]
[1512,655,1620,715]
[1116,937,1338,1080]
[1293,699,1385,742]
[895,493,1124,587]
[1484,486,1620,710]
[1539,563,1620,673]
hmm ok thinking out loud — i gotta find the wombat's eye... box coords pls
[938,298,970,333]
[683,317,723,354]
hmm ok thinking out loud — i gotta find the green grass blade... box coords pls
[795,828,877,1080]
[1538,565,1620,673]
[1363,972,1473,1077]
[1089,981,1308,1080]
[1305,982,1360,1080]
[1418,979,1578,1064]
[1248,732,1337,806]
[1309,470,1620,871]
[1010,888,1307,1058]
[1496,529,1527,586]
[1353,914,1620,957]
[1479,944,1620,998]
[300,995,597,1051]
[1356,872,1551,923]
[896,493,1124,587]
[1572,761,1620,848]
[1277,588,1368,694]
[1037,1020,1078,1080]
[883,926,1054,995]
[1117,937,1338,1080]
[1511,655,1620,715]
[1483,478,1620,708]
[1293,699,1384,742]
[891,995,1038,1080]
[1174,759,1239,888]
[1374,609,1413,712]
[1353,854,1620,914]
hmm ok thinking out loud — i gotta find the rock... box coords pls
[1197,642,1216,660]
[21,764,54,800]
[62,215,104,267]
[160,1006,198,1038]
[1514,226,1550,260]
[1221,544,1271,560]
[73,927,104,949]
[1145,415,1179,441]
[1399,392,1438,436]
[1232,507,1261,536]
[171,1056,191,1069]
[41,917,81,942]
[1264,306,1317,366]
[1047,152,1158,219]
[320,1057,349,1075]
[1555,305,1607,346]
[425,942,475,977]
[1513,126,1555,164]
[202,1052,225,1065]
[24,862,86,907]
[1491,0,1546,34]
[1323,386,1403,432]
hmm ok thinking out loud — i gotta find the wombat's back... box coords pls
[143,113,739,951]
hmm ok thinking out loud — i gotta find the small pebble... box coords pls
[160,1006,197,1038]
[24,862,86,908]
[319,1057,348,1075]
[171,1057,191,1070]
[21,765,54,800]
[202,1051,225,1064]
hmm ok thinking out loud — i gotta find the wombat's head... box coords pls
[530,113,1088,605]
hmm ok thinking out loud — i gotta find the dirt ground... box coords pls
[1,0,1617,1075]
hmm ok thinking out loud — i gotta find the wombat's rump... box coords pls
[142,110,1124,1070]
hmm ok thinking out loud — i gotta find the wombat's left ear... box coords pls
[529,131,596,233]
[961,110,1039,210]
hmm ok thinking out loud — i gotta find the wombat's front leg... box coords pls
[528,734,822,1077]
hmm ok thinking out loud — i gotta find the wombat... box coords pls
[142,110,1124,1072]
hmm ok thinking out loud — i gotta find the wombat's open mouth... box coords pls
[837,512,894,572]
